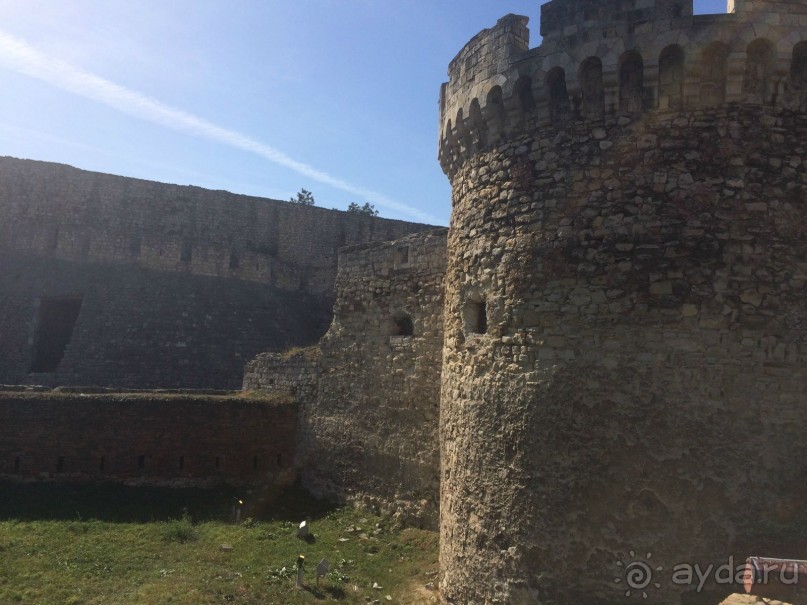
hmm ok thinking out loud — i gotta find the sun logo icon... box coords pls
[614,551,663,599]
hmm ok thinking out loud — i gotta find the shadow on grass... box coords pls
[0,481,337,524]
[303,584,347,599]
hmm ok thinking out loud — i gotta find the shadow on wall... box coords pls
[0,482,336,524]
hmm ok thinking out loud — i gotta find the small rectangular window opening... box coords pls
[14,456,20,472]
[137,455,145,469]
[394,245,411,268]
[464,299,488,335]
[57,456,65,473]
[229,251,240,269]
[99,456,105,472]
[276,453,283,467]
[253,456,258,470]
[215,456,221,470]
[179,455,185,470]
[476,301,488,334]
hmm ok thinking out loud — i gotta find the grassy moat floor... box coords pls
[0,483,794,605]
[0,483,439,604]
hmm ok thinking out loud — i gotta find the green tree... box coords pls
[347,202,379,216]
[289,188,315,205]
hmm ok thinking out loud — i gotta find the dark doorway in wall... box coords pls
[29,298,83,372]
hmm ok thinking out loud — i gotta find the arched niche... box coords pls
[468,98,487,151]
[443,119,455,166]
[485,86,506,142]
[743,38,776,105]
[659,45,685,110]
[620,50,645,113]
[514,75,536,113]
[546,67,571,126]
[700,42,728,106]
[455,107,472,158]
[790,41,807,111]
[579,57,604,121]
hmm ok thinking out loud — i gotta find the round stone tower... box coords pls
[438,1,807,603]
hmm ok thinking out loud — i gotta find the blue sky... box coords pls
[0,1,727,226]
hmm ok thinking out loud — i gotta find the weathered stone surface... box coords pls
[243,229,447,529]
[0,389,296,486]
[0,157,434,389]
[438,1,807,603]
[0,254,331,390]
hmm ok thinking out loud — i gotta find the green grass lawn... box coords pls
[0,483,439,604]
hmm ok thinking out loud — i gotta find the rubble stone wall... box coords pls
[0,157,433,389]
[0,253,332,389]
[439,1,807,603]
[0,389,296,487]
[242,349,320,400]
[0,157,432,296]
[298,229,448,529]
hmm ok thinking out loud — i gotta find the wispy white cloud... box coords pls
[0,30,439,224]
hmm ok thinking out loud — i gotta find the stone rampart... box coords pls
[293,229,447,528]
[0,254,331,389]
[0,157,434,389]
[0,157,431,296]
[242,348,320,400]
[0,389,296,487]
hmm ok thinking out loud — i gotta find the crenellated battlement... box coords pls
[438,0,807,178]
[539,0,693,40]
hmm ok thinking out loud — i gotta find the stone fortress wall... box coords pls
[3,2,807,601]
[0,157,428,295]
[0,157,433,389]
[438,1,807,603]
[243,348,320,400]
[0,388,297,487]
[243,228,447,529]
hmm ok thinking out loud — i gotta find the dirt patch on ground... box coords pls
[406,583,439,604]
